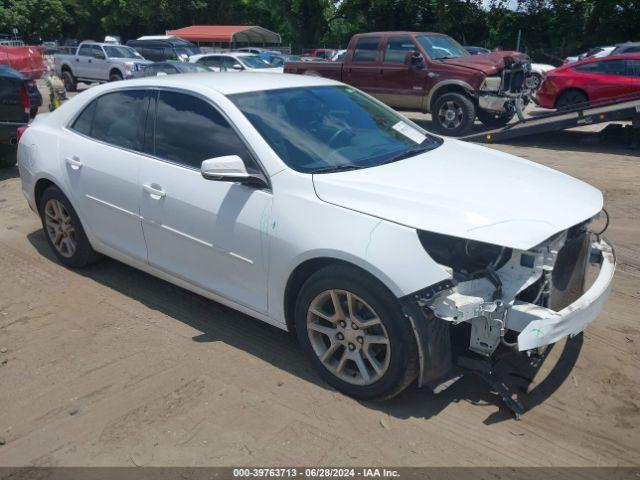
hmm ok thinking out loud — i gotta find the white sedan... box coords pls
[16,73,615,401]
[189,52,283,73]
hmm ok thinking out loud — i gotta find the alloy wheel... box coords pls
[306,289,391,386]
[44,199,77,258]
[437,100,464,130]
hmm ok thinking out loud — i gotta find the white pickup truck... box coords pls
[54,42,152,91]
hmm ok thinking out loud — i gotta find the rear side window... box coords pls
[384,36,415,63]
[199,56,221,68]
[628,60,640,77]
[153,91,256,171]
[352,37,380,62]
[71,100,96,136]
[72,90,147,150]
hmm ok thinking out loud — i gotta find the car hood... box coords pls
[312,139,602,251]
[439,51,529,75]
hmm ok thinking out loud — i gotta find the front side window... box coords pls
[416,34,469,60]
[153,91,256,171]
[384,36,416,63]
[352,37,380,62]
[72,90,147,150]
[91,45,105,59]
[628,59,640,77]
[230,86,441,173]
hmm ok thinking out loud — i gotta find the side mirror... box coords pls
[201,155,267,187]
[156,71,168,76]
[232,64,243,71]
[94,52,105,60]
[406,50,425,68]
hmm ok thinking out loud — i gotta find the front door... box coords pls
[377,36,428,110]
[59,89,148,261]
[139,90,271,313]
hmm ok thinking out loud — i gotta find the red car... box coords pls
[537,53,640,109]
[0,45,46,79]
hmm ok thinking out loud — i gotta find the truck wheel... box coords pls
[38,185,102,268]
[432,92,476,136]
[477,109,514,128]
[295,264,419,401]
[109,72,123,82]
[0,145,17,168]
[62,71,77,92]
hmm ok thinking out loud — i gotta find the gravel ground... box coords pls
[0,80,637,467]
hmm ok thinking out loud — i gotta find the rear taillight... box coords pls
[284,66,297,74]
[16,125,29,143]
[20,84,31,115]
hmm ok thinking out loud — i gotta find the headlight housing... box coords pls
[417,230,511,278]
[480,76,502,92]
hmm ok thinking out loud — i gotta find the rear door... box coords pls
[59,89,148,261]
[377,35,427,109]
[138,90,271,312]
[343,36,382,94]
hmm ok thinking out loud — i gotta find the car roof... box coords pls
[91,72,340,96]
[563,52,640,69]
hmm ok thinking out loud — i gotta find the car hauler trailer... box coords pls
[463,92,640,146]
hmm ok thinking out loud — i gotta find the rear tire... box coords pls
[295,264,419,400]
[431,92,476,136]
[38,185,102,268]
[62,71,77,92]
[556,90,588,110]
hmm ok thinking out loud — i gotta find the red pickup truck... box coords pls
[284,32,531,135]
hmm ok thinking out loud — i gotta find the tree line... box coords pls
[1,0,639,63]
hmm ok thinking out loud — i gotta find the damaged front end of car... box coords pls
[478,56,532,120]
[400,213,616,416]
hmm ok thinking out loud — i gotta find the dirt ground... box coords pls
[0,83,638,467]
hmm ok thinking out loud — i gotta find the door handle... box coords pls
[65,156,82,170]
[143,184,166,199]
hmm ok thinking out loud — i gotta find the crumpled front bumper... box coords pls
[509,236,616,351]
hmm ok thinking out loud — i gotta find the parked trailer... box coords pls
[463,92,640,145]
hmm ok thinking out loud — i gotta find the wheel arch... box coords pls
[426,80,475,112]
[109,67,124,79]
[554,87,589,108]
[283,256,400,332]
[34,177,58,212]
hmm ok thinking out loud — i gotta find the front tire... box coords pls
[477,109,514,128]
[431,92,476,136]
[295,264,419,400]
[38,185,102,268]
[109,72,123,82]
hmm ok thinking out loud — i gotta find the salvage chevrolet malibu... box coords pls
[17,73,615,404]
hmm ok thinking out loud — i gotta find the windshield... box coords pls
[239,56,273,69]
[230,86,441,173]
[416,34,469,60]
[104,46,142,59]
